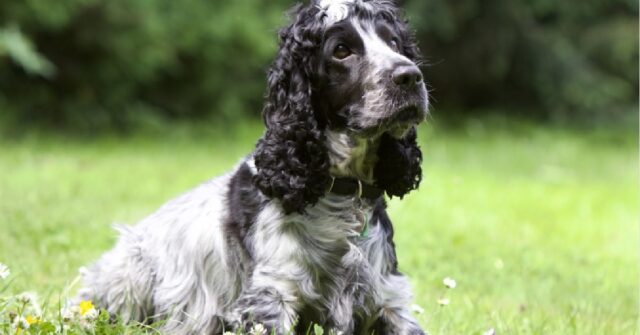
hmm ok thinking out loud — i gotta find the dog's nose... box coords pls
[392,65,423,88]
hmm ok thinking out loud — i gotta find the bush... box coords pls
[0,0,290,130]
[405,0,638,122]
[0,0,637,130]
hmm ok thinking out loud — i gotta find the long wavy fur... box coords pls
[374,8,424,198]
[374,127,422,197]
[254,1,424,213]
[253,5,330,214]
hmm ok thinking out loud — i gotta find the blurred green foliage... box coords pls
[0,0,637,130]
[0,0,290,130]
[406,0,638,122]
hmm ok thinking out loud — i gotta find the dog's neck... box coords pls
[325,129,380,184]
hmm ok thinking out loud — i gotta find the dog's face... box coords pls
[312,0,428,138]
[254,0,425,213]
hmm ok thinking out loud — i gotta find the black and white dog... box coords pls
[79,0,429,334]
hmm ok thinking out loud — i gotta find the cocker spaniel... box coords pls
[78,0,429,334]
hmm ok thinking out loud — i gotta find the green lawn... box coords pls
[0,119,637,334]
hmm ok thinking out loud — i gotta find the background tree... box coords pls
[0,0,636,130]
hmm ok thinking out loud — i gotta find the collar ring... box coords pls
[327,176,336,193]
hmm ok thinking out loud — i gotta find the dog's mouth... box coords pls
[345,101,427,138]
[392,105,425,125]
[380,104,427,137]
[348,105,426,137]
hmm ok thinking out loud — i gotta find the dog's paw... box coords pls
[406,326,428,335]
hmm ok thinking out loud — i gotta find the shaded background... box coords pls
[0,0,637,132]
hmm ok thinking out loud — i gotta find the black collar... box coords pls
[327,177,384,200]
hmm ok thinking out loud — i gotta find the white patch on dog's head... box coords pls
[318,0,353,24]
[318,0,374,25]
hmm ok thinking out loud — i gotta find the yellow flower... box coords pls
[25,315,40,325]
[79,300,95,316]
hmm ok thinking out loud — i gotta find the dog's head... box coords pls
[254,0,427,213]
[313,0,428,137]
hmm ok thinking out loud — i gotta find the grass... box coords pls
[0,118,637,334]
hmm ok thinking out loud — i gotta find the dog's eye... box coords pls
[390,39,399,52]
[333,44,352,60]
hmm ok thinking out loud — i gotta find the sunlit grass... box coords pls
[0,118,636,334]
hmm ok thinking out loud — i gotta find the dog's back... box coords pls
[78,171,240,333]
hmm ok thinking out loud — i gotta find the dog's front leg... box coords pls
[228,214,306,334]
[373,273,425,335]
[229,277,301,334]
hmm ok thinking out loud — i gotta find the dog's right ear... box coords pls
[374,127,423,198]
[253,5,331,214]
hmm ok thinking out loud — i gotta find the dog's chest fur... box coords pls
[229,161,393,329]
[260,197,388,329]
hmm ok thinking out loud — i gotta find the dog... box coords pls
[78,0,429,334]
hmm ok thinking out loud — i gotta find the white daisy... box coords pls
[249,323,267,335]
[410,303,425,314]
[82,307,99,320]
[18,292,37,304]
[62,305,81,322]
[0,263,9,279]
[443,277,457,289]
[17,292,42,316]
[437,297,450,306]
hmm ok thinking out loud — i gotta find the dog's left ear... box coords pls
[253,5,331,214]
[374,127,422,198]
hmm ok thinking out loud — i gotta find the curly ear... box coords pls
[374,128,422,198]
[253,5,330,214]
[373,10,424,198]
